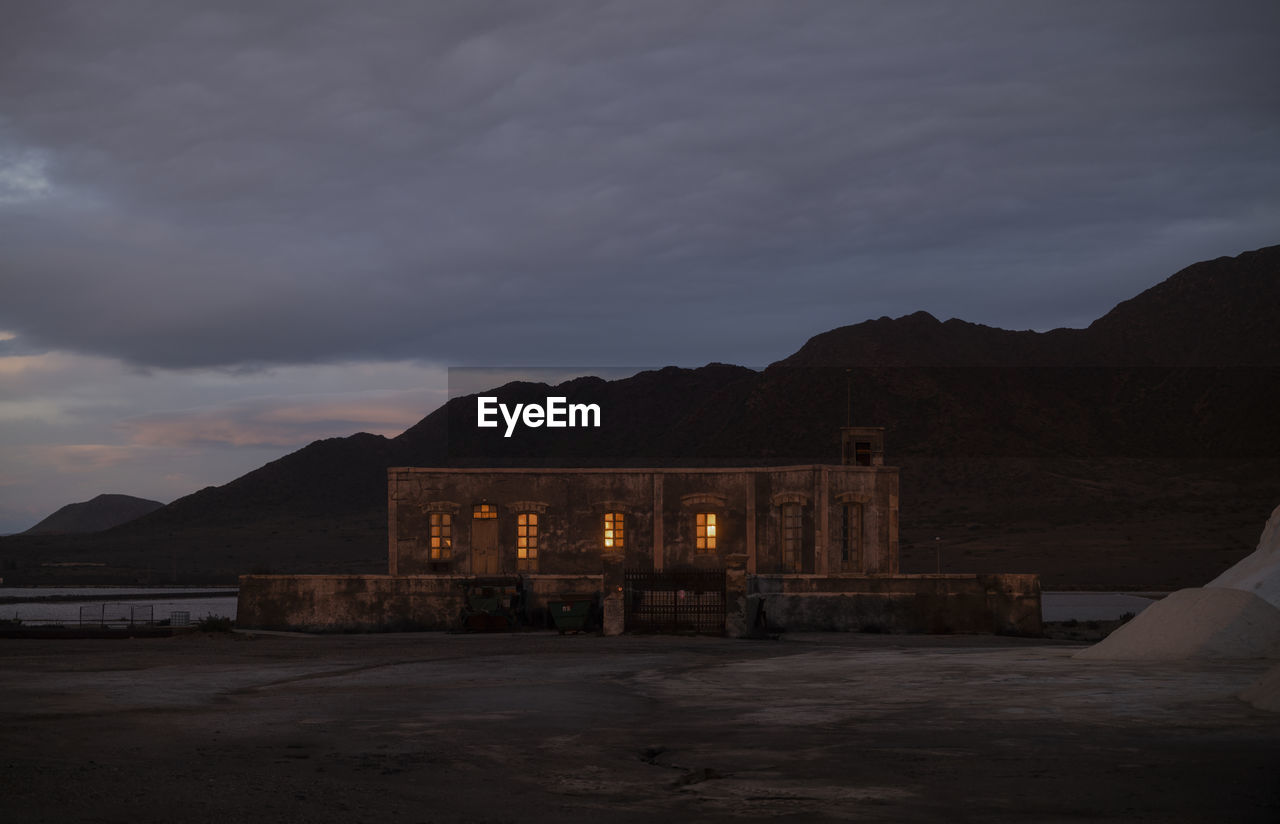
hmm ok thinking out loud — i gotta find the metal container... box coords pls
[549,598,592,633]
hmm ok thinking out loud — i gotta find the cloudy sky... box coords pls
[2,1,1278,532]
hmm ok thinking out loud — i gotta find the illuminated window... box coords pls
[430,513,452,560]
[695,512,716,552]
[517,512,538,571]
[603,512,624,549]
[781,503,802,572]
[473,504,497,519]
[841,503,863,571]
[854,441,872,466]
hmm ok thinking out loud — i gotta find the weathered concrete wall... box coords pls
[237,575,461,632]
[388,465,899,579]
[523,574,604,627]
[239,572,1039,636]
[658,470,751,569]
[390,469,657,575]
[751,467,898,575]
[751,574,1042,636]
[238,574,603,632]
[826,468,899,574]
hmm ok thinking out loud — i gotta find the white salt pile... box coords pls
[1074,587,1280,660]
[1240,662,1280,712]
[1205,500,1280,609]
[1076,502,1280,662]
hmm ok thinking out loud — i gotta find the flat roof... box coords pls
[389,464,897,474]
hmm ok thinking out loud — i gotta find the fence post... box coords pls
[723,553,749,638]
[602,551,625,636]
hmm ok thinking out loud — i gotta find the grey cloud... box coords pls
[1,1,1278,369]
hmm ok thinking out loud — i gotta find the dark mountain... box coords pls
[3,245,1277,589]
[783,244,1280,368]
[1085,245,1280,366]
[23,494,164,535]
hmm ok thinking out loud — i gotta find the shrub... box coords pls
[197,614,235,632]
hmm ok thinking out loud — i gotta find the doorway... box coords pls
[472,517,499,575]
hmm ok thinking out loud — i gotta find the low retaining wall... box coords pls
[237,574,602,632]
[238,572,1041,635]
[751,574,1042,636]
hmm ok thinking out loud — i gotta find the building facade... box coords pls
[387,463,899,579]
[236,426,1042,636]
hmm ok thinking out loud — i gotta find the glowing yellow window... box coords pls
[473,504,497,519]
[695,512,716,552]
[603,512,624,549]
[517,512,538,570]
[429,513,452,560]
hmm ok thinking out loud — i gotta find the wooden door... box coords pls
[472,519,499,575]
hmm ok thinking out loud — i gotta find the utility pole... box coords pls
[845,369,852,426]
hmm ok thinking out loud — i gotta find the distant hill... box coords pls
[2,245,1277,589]
[23,494,164,535]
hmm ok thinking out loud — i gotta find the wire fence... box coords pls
[1,603,160,627]
[77,603,155,627]
[0,604,206,630]
[1,592,236,627]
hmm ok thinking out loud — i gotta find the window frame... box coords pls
[841,501,863,572]
[603,511,624,550]
[695,512,717,553]
[780,502,803,572]
[429,512,453,561]
[516,512,539,571]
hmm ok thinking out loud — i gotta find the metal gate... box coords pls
[624,569,726,635]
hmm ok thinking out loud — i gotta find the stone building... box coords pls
[388,444,898,579]
[237,426,1041,635]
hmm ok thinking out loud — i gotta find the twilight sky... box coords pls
[2,1,1278,533]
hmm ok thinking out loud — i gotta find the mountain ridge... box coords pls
[22,494,164,536]
[3,244,1277,588]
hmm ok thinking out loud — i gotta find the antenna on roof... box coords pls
[845,368,852,427]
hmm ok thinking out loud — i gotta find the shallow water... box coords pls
[1040,591,1156,622]
[0,586,235,599]
[0,586,237,624]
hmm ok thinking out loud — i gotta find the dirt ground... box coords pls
[2,632,1278,823]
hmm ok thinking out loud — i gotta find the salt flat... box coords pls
[1,632,1277,823]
